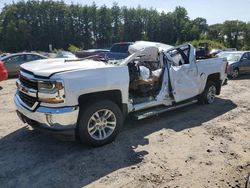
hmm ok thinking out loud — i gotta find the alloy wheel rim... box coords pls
[246,174,250,188]
[207,85,216,103]
[87,109,116,140]
[232,69,239,78]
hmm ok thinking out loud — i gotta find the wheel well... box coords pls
[207,73,222,95]
[234,67,239,70]
[78,90,125,113]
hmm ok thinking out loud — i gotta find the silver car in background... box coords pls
[217,51,250,78]
[56,51,77,59]
[0,53,47,76]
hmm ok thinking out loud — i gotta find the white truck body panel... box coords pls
[19,43,227,109]
[51,65,129,107]
[14,42,228,138]
[197,58,228,93]
[21,58,130,107]
[21,58,112,77]
[169,64,200,102]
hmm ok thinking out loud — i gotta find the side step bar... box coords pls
[132,100,198,120]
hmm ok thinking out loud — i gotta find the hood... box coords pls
[21,58,109,77]
[227,60,238,65]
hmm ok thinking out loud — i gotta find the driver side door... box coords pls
[245,52,250,73]
[239,53,249,73]
[168,44,200,102]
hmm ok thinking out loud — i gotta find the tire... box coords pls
[246,174,250,188]
[76,100,123,147]
[231,68,239,79]
[198,81,217,105]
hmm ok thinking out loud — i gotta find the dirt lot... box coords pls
[0,77,249,188]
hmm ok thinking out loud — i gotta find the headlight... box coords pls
[38,81,64,92]
[38,82,54,90]
[38,80,65,104]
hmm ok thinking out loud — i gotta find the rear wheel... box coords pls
[198,81,217,104]
[231,68,239,79]
[76,100,123,146]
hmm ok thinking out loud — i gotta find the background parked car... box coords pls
[0,53,11,58]
[105,42,133,60]
[0,60,8,81]
[217,51,250,78]
[38,51,57,58]
[209,48,223,56]
[56,51,77,59]
[225,48,237,52]
[0,53,47,76]
[75,49,109,58]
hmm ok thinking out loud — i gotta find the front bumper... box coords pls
[14,94,79,131]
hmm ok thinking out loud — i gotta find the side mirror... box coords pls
[241,57,248,61]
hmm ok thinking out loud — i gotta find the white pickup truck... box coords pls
[14,41,228,146]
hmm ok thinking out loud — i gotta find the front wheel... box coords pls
[198,81,217,104]
[76,100,123,146]
[246,174,250,188]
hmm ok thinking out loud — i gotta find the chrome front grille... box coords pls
[17,71,39,110]
[17,71,65,110]
[19,75,38,90]
[18,91,37,108]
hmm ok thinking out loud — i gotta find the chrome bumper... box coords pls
[14,94,79,130]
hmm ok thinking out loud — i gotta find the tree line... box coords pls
[0,0,249,52]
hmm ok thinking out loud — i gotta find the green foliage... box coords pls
[0,0,249,52]
[207,21,249,50]
[68,44,80,52]
[242,23,250,50]
[52,48,63,53]
[191,39,226,51]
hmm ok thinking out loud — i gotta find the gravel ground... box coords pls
[0,77,249,188]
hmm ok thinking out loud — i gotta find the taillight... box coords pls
[225,62,229,73]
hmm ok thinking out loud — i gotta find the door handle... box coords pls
[188,69,195,73]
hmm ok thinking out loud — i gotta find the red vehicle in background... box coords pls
[0,60,8,81]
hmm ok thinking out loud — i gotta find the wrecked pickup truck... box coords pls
[14,41,228,146]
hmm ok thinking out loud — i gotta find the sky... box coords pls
[0,0,250,25]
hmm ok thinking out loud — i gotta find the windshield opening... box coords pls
[110,43,130,53]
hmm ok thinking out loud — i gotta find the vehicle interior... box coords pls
[127,45,191,105]
[127,47,165,104]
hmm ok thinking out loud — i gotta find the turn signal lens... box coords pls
[39,97,64,103]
